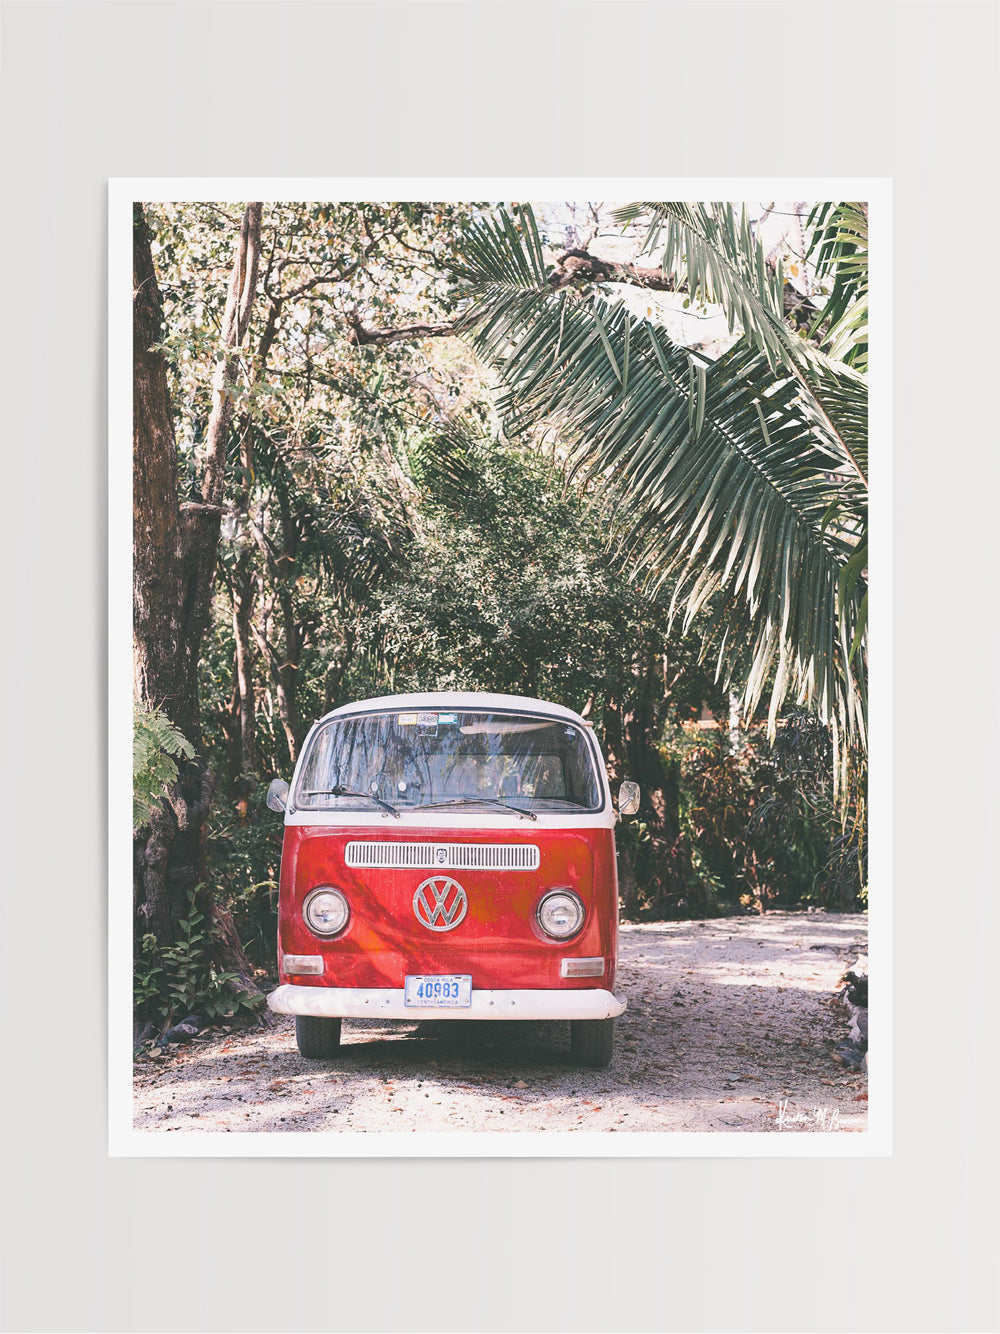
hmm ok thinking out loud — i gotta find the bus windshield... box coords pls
[293,709,603,813]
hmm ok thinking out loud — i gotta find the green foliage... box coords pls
[205,793,283,970]
[615,796,703,916]
[133,703,194,832]
[651,710,862,915]
[375,423,712,724]
[134,887,264,1028]
[147,200,483,493]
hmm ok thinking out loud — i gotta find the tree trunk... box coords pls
[218,676,242,784]
[133,202,207,946]
[226,297,283,777]
[132,204,195,739]
[250,477,306,769]
[132,202,263,1000]
[253,620,302,770]
[231,550,258,774]
[201,203,264,507]
[323,626,356,713]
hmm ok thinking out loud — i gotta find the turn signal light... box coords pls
[282,954,324,975]
[560,957,605,978]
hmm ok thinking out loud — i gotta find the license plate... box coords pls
[404,974,472,1007]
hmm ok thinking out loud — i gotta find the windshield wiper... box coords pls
[415,797,537,822]
[302,785,400,818]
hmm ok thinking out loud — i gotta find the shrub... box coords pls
[644,710,862,915]
[205,788,283,973]
[134,886,264,1029]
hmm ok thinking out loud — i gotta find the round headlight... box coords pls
[303,887,350,937]
[536,889,585,940]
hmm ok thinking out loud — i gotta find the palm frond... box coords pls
[408,418,485,512]
[805,201,868,372]
[612,201,869,484]
[615,201,790,363]
[455,206,868,744]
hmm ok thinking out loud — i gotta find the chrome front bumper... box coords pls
[267,984,627,1022]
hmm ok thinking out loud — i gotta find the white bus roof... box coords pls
[317,691,590,727]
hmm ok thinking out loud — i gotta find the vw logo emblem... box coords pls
[413,876,468,932]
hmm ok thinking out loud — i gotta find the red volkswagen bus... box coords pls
[266,692,638,1067]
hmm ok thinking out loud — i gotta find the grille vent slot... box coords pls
[345,841,540,871]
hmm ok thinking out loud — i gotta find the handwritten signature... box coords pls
[775,1099,841,1131]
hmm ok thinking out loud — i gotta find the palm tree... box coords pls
[453,201,869,771]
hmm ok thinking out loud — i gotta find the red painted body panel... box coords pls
[277,824,619,991]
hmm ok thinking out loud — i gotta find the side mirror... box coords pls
[266,778,290,813]
[617,780,640,817]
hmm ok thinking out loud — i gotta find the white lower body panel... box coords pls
[267,983,627,1022]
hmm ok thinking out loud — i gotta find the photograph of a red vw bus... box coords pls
[265,691,639,1067]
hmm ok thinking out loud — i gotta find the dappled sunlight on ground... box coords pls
[133,909,868,1135]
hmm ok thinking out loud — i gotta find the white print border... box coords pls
[109,177,891,1158]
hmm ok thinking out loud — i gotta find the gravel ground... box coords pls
[133,910,868,1135]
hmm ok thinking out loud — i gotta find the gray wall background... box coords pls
[2,3,998,1331]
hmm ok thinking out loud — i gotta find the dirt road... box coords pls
[133,910,868,1135]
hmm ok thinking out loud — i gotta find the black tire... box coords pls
[570,1017,616,1068]
[295,1015,342,1059]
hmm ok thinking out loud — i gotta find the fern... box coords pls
[133,703,195,832]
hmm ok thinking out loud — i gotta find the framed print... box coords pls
[111,178,889,1157]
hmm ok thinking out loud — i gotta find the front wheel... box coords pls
[571,1017,616,1068]
[295,1015,342,1059]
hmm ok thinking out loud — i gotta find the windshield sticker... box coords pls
[438,712,458,725]
[460,719,556,735]
[397,713,418,725]
[417,712,439,726]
